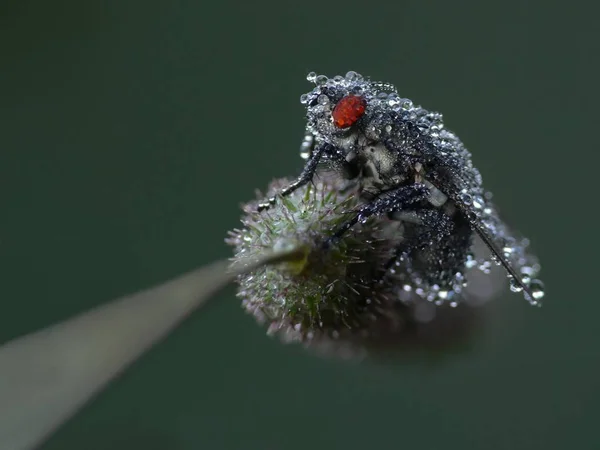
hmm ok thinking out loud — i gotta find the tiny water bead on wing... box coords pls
[258,70,544,306]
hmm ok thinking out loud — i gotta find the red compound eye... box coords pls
[332,95,367,128]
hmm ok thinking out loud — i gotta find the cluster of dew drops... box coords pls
[301,71,417,118]
[471,199,545,307]
[299,70,545,307]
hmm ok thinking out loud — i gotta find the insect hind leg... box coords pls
[380,208,471,291]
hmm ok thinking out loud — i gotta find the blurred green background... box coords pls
[0,1,596,449]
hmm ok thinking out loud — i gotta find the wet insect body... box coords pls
[258,71,544,305]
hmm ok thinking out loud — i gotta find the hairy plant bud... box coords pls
[227,172,506,359]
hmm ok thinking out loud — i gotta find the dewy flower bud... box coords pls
[227,173,400,338]
[226,172,504,358]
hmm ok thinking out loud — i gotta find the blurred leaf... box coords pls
[0,248,303,450]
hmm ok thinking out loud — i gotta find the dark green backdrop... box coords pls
[1,1,597,449]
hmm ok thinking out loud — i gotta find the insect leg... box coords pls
[257,143,326,212]
[325,183,430,246]
[425,173,536,300]
[383,209,470,283]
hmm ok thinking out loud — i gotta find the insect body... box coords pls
[259,71,544,305]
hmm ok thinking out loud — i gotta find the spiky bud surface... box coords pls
[227,173,503,358]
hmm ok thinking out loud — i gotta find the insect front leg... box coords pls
[257,143,327,212]
[325,183,430,246]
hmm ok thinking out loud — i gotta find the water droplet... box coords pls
[317,94,330,105]
[345,70,362,81]
[520,265,537,277]
[333,75,344,83]
[465,254,477,269]
[300,94,309,104]
[385,124,393,133]
[509,278,523,293]
[401,99,413,110]
[529,279,545,301]
[472,195,484,209]
[306,72,317,82]
[315,75,328,86]
[460,193,473,205]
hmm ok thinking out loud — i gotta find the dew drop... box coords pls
[306,72,317,82]
[520,265,537,277]
[317,94,330,105]
[529,279,545,301]
[472,195,484,209]
[315,75,328,86]
[333,75,344,83]
[300,94,309,104]
[460,192,473,206]
[345,70,361,81]
[465,254,477,269]
[401,99,413,110]
[509,278,523,293]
